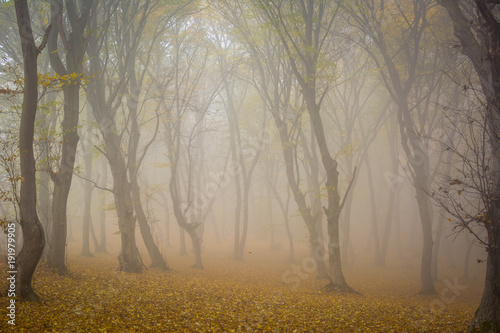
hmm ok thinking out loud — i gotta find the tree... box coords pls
[163,15,221,269]
[14,0,50,300]
[46,0,94,273]
[85,0,166,272]
[436,1,500,330]
[79,107,97,257]
[341,0,450,294]
[253,0,357,292]
[324,42,388,266]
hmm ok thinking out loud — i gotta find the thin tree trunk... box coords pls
[236,181,251,260]
[342,193,354,266]
[365,157,382,265]
[132,182,169,270]
[89,217,99,253]
[224,86,242,260]
[81,142,94,257]
[379,189,397,266]
[267,185,277,250]
[379,134,400,266]
[163,194,171,247]
[38,155,51,261]
[415,172,436,294]
[96,158,107,253]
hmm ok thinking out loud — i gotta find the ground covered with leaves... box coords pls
[1,243,482,332]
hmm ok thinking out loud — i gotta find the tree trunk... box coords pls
[189,228,204,269]
[301,128,330,278]
[38,92,56,261]
[81,131,94,257]
[180,228,187,255]
[468,98,500,332]
[126,72,168,270]
[468,216,500,332]
[132,182,169,270]
[106,135,142,273]
[38,156,51,261]
[414,171,436,294]
[379,136,400,266]
[96,158,108,253]
[397,98,436,294]
[48,83,80,273]
[431,216,443,281]
[89,217,99,253]
[379,188,397,266]
[163,194,171,247]
[366,157,382,265]
[307,100,353,292]
[224,87,242,260]
[272,115,330,279]
[236,180,251,260]
[14,0,46,301]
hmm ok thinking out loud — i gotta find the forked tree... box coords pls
[253,0,357,292]
[46,0,94,273]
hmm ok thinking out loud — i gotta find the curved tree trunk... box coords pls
[14,0,46,301]
[132,181,169,270]
[308,101,353,292]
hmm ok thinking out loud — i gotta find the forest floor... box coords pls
[0,241,483,332]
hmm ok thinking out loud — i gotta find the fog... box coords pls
[0,0,496,331]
